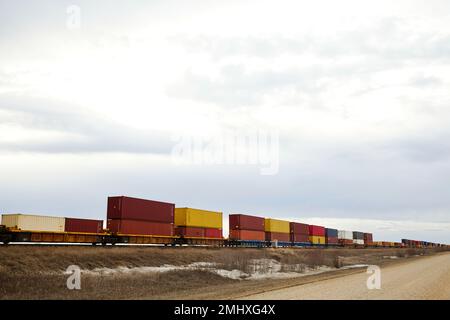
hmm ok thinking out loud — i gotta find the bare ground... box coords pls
[240,252,450,300]
[0,245,447,299]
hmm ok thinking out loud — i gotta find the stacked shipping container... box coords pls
[338,230,354,246]
[353,231,364,245]
[309,225,326,244]
[229,214,265,241]
[325,228,338,245]
[174,208,223,238]
[363,233,373,246]
[402,239,424,248]
[107,196,174,236]
[265,218,290,242]
[289,222,309,243]
[3,196,446,247]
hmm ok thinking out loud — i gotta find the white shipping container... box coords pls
[338,230,353,240]
[1,214,65,232]
[353,239,364,245]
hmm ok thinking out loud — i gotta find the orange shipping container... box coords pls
[229,229,265,241]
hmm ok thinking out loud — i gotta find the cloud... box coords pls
[409,73,443,87]
[166,17,450,109]
[170,18,450,62]
[167,64,330,107]
[0,94,172,154]
[1,1,450,243]
[387,134,450,163]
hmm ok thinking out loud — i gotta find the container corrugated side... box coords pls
[291,233,309,243]
[339,239,354,245]
[107,219,173,236]
[325,228,338,237]
[363,233,373,243]
[309,225,325,236]
[1,214,65,232]
[204,228,223,239]
[229,229,265,241]
[289,222,309,235]
[229,214,265,231]
[175,226,205,237]
[309,236,326,244]
[174,208,222,229]
[353,239,364,245]
[107,196,174,223]
[326,236,339,244]
[353,231,364,240]
[338,230,353,240]
[264,218,290,233]
[65,218,103,233]
[265,232,290,242]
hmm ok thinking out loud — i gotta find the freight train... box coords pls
[0,196,447,248]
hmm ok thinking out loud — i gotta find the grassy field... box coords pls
[0,245,447,299]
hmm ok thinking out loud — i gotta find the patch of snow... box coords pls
[383,256,399,259]
[214,269,249,280]
[248,265,335,280]
[341,264,369,269]
[73,259,353,280]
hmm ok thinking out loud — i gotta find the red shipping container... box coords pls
[205,228,223,239]
[107,196,174,223]
[290,233,309,243]
[309,225,325,236]
[229,214,265,231]
[339,239,354,246]
[364,233,373,243]
[65,218,103,234]
[229,229,265,241]
[326,236,339,244]
[107,219,173,236]
[289,222,309,235]
[265,232,290,242]
[175,226,205,238]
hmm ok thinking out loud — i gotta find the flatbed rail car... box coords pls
[0,226,227,246]
[0,227,112,245]
[0,225,445,248]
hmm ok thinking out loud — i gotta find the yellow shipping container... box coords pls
[309,236,326,244]
[175,208,222,229]
[264,218,290,233]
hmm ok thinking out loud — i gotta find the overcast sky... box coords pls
[1,0,450,243]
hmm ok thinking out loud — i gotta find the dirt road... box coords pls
[241,252,450,300]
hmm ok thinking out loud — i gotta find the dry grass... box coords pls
[0,269,234,300]
[0,245,226,274]
[0,245,447,299]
